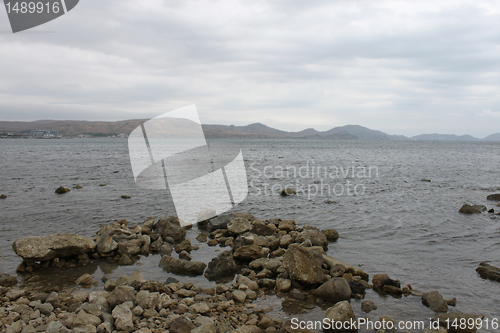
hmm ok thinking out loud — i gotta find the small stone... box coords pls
[361,300,377,313]
[75,274,93,287]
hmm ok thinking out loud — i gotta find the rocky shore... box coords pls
[0,213,492,333]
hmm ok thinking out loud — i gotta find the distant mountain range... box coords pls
[0,119,499,141]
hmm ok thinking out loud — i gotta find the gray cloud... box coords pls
[0,0,499,137]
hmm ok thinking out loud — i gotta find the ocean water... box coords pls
[0,138,499,331]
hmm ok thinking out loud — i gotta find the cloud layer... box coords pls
[0,0,499,137]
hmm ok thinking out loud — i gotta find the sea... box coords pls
[0,138,499,331]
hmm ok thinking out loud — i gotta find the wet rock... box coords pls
[280,188,296,196]
[236,275,259,291]
[112,302,134,332]
[233,245,269,261]
[433,313,484,333]
[196,233,208,242]
[160,244,173,256]
[314,278,351,303]
[422,291,449,313]
[204,251,239,281]
[283,244,327,285]
[296,230,328,250]
[227,218,253,235]
[372,273,400,291]
[207,214,234,230]
[55,186,71,194]
[322,229,340,241]
[179,251,191,260]
[12,234,95,261]
[0,194,7,199]
[476,262,500,282]
[118,254,134,265]
[459,204,485,214]
[276,278,292,292]
[117,239,142,256]
[487,193,500,201]
[0,273,17,287]
[324,301,357,333]
[154,217,186,243]
[75,274,94,287]
[348,280,366,295]
[95,232,118,254]
[159,255,206,275]
[383,285,402,295]
[360,300,377,313]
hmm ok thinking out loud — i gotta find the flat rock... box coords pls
[283,244,327,285]
[12,234,95,261]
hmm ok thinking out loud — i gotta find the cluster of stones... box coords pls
[0,269,286,333]
[5,212,491,333]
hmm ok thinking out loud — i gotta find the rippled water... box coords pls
[1,138,499,331]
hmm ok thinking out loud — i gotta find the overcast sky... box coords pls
[0,0,499,137]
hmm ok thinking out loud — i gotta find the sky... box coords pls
[0,0,499,137]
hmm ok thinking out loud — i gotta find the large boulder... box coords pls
[204,251,239,281]
[283,244,327,285]
[12,234,95,261]
[314,278,352,303]
[422,291,448,313]
[324,301,357,333]
[476,262,500,282]
[159,256,206,275]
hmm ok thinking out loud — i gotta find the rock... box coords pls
[487,193,500,201]
[433,313,484,333]
[160,244,173,256]
[117,239,142,256]
[280,188,296,196]
[75,274,93,287]
[296,230,328,250]
[348,280,366,295]
[233,245,269,261]
[283,244,327,285]
[236,275,259,291]
[360,300,377,313]
[179,251,191,260]
[422,291,449,313]
[6,288,26,300]
[280,234,293,248]
[0,194,7,199]
[323,229,339,241]
[227,218,253,235]
[121,195,131,199]
[154,217,186,243]
[383,285,402,294]
[204,251,239,280]
[107,286,136,308]
[159,256,206,275]
[232,290,247,303]
[196,233,208,242]
[276,278,292,292]
[170,316,196,333]
[314,278,352,303]
[12,234,95,261]
[207,214,234,230]
[371,273,400,291]
[127,269,145,285]
[118,253,134,265]
[74,310,102,327]
[0,273,17,287]
[459,204,485,214]
[55,186,71,194]
[278,220,296,232]
[324,301,357,333]
[112,302,134,332]
[135,290,160,310]
[189,302,210,314]
[95,232,118,254]
[251,221,277,236]
[476,262,500,282]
